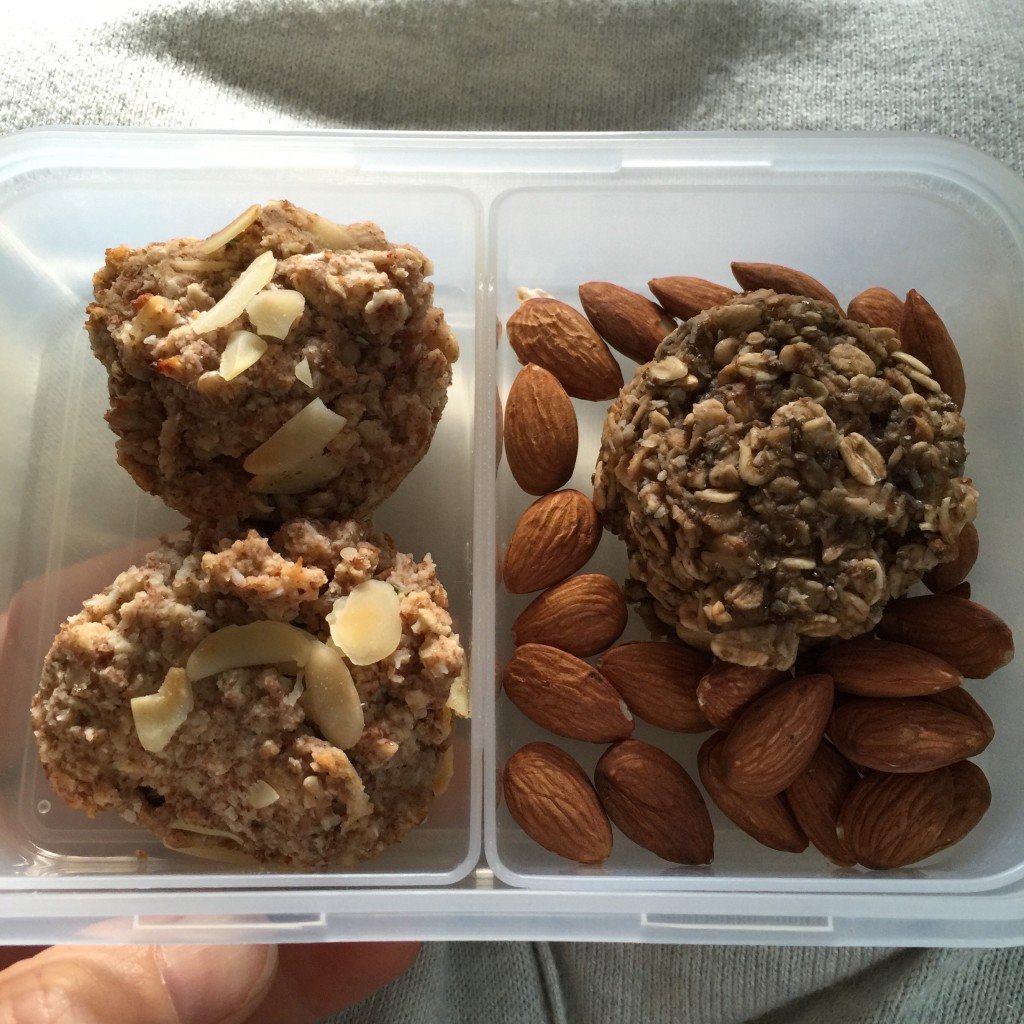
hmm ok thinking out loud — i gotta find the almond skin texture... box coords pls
[506,297,623,401]
[719,674,835,797]
[512,574,628,657]
[579,281,676,364]
[503,643,634,742]
[828,697,991,773]
[504,364,578,495]
[784,741,860,867]
[928,760,991,857]
[819,637,963,698]
[730,262,842,311]
[503,742,613,863]
[598,640,713,732]
[648,276,738,321]
[846,287,904,331]
[923,687,995,745]
[595,739,714,864]
[923,522,979,594]
[698,732,808,853]
[899,289,966,408]
[878,595,1015,679]
[503,489,602,593]
[838,768,954,869]
[696,662,788,731]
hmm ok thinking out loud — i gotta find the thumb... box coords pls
[0,942,278,1024]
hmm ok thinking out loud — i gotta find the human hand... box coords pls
[0,939,421,1023]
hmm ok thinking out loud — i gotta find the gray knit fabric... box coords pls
[4,2,1023,1022]
[3,1,1023,175]
[330,942,1024,1023]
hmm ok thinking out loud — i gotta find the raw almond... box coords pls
[595,739,714,864]
[506,297,623,401]
[927,760,991,857]
[838,768,954,869]
[503,742,612,863]
[598,640,713,732]
[730,262,842,311]
[719,674,835,797]
[923,522,979,594]
[923,687,995,745]
[695,662,788,731]
[785,740,860,867]
[504,364,578,495]
[512,574,627,657]
[877,594,1014,679]
[846,286,903,330]
[946,580,972,600]
[828,697,991,772]
[502,643,634,742]
[698,732,808,853]
[579,281,676,364]
[503,489,602,593]
[819,637,963,698]
[899,289,966,408]
[648,276,738,320]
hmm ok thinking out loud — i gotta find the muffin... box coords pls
[593,290,976,670]
[86,200,459,526]
[31,518,465,869]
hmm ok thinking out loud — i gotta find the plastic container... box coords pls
[1,127,1023,947]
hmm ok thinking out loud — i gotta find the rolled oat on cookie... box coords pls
[593,289,975,670]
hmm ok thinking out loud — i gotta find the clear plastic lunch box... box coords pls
[1,127,1023,946]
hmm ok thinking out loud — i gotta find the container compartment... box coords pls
[488,170,1024,892]
[0,149,483,889]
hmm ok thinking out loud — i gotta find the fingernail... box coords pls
[159,944,277,1024]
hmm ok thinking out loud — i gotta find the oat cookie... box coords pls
[31,519,465,869]
[593,290,976,670]
[87,201,459,526]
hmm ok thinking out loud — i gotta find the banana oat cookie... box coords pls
[593,290,976,670]
[87,201,459,526]
[31,519,465,869]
